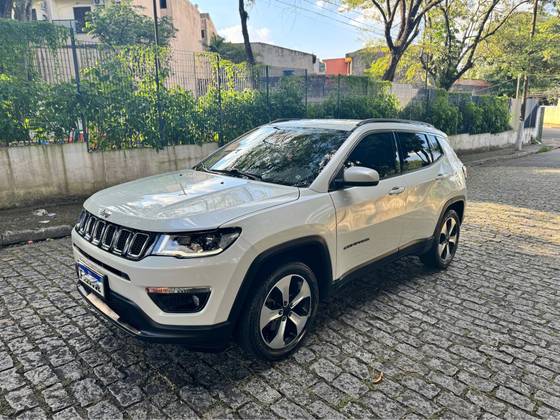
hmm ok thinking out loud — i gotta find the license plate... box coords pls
[77,262,106,298]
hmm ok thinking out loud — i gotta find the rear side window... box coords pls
[345,131,400,179]
[427,134,444,161]
[396,132,432,172]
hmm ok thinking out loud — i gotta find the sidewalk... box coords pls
[1,138,559,247]
[0,200,83,247]
[458,140,560,166]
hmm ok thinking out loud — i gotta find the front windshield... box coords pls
[196,126,349,187]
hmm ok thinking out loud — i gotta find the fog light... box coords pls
[147,287,211,313]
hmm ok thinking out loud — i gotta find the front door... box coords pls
[330,131,407,279]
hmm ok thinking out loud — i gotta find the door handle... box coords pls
[388,186,405,195]
[435,173,447,180]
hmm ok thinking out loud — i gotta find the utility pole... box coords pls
[515,0,539,151]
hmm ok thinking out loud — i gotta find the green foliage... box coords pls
[0,75,36,143]
[475,12,560,97]
[34,82,81,142]
[308,80,399,120]
[0,21,512,149]
[0,18,66,77]
[85,0,176,47]
[400,90,510,134]
[208,35,247,63]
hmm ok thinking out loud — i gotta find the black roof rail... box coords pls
[356,118,434,128]
[269,118,298,123]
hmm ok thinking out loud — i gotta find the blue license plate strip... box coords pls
[77,262,106,298]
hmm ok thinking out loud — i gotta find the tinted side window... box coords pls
[396,132,432,172]
[345,132,400,179]
[427,134,444,161]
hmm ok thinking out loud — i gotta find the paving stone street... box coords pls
[1,150,559,419]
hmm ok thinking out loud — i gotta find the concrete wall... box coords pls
[447,130,530,152]
[0,143,217,210]
[0,131,530,209]
[244,43,318,74]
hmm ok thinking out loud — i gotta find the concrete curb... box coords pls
[0,225,73,247]
[464,145,560,167]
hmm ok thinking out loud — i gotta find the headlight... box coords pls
[151,228,241,258]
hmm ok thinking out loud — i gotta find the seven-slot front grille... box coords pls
[76,210,157,260]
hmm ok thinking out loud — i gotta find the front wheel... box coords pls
[238,261,319,360]
[420,209,461,269]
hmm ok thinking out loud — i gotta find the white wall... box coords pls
[0,143,217,210]
[0,130,530,209]
[447,130,530,152]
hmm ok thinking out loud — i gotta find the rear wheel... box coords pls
[420,209,460,269]
[238,261,319,360]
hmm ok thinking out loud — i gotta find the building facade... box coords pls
[323,57,350,75]
[30,0,216,52]
[235,42,320,75]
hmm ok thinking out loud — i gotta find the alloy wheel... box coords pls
[259,274,312,350]
[438,216,459,262]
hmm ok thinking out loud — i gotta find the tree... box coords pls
[364,43,426,83]
[208,34,247,63]
[420,0,530,90]
[238,0,255,64]
[344,0,444,81]
[85,0,176,47]
[476,10,560,96]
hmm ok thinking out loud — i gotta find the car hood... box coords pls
[84,169,300,232]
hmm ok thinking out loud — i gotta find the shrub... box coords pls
[400,90,460,134]
[307,91,399,120]
[0,75,37,144]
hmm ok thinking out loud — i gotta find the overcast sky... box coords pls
[193,0,385,59]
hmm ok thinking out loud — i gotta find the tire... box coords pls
[420,209,461,269]
[238,261,319,361]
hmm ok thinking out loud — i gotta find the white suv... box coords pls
[72,119,466,360]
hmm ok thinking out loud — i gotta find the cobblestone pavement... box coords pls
[1,151,559,419]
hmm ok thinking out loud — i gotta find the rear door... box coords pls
[394,131,445,247]
[330,131,407,278]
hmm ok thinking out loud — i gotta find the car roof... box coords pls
[268,118,445,135]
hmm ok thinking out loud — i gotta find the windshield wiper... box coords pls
[209,168,262,181]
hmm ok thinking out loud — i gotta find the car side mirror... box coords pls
[341,166,380,187]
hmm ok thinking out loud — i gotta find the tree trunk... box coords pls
[238,0,255,65]
[14,0,31,20]
[0,0,13,18]
[382,49,402,81]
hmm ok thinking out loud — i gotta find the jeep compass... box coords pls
[72,119,467,360]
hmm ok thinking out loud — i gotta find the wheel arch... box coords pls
[436,196,466,236]
[228,236,333,331]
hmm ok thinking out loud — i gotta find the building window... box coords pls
[73,6,91,33]
[201,29,206,39]
[31,8,37,20]
[160,0,167,9]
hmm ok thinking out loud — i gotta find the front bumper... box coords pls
[77,282,232,350]
[71,228,255,349]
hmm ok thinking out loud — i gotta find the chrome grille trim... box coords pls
[75,210,157,260]
[112,229,131,255]
[91,220,106,245]
[101,224,117,250]
[127,233,150,259]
